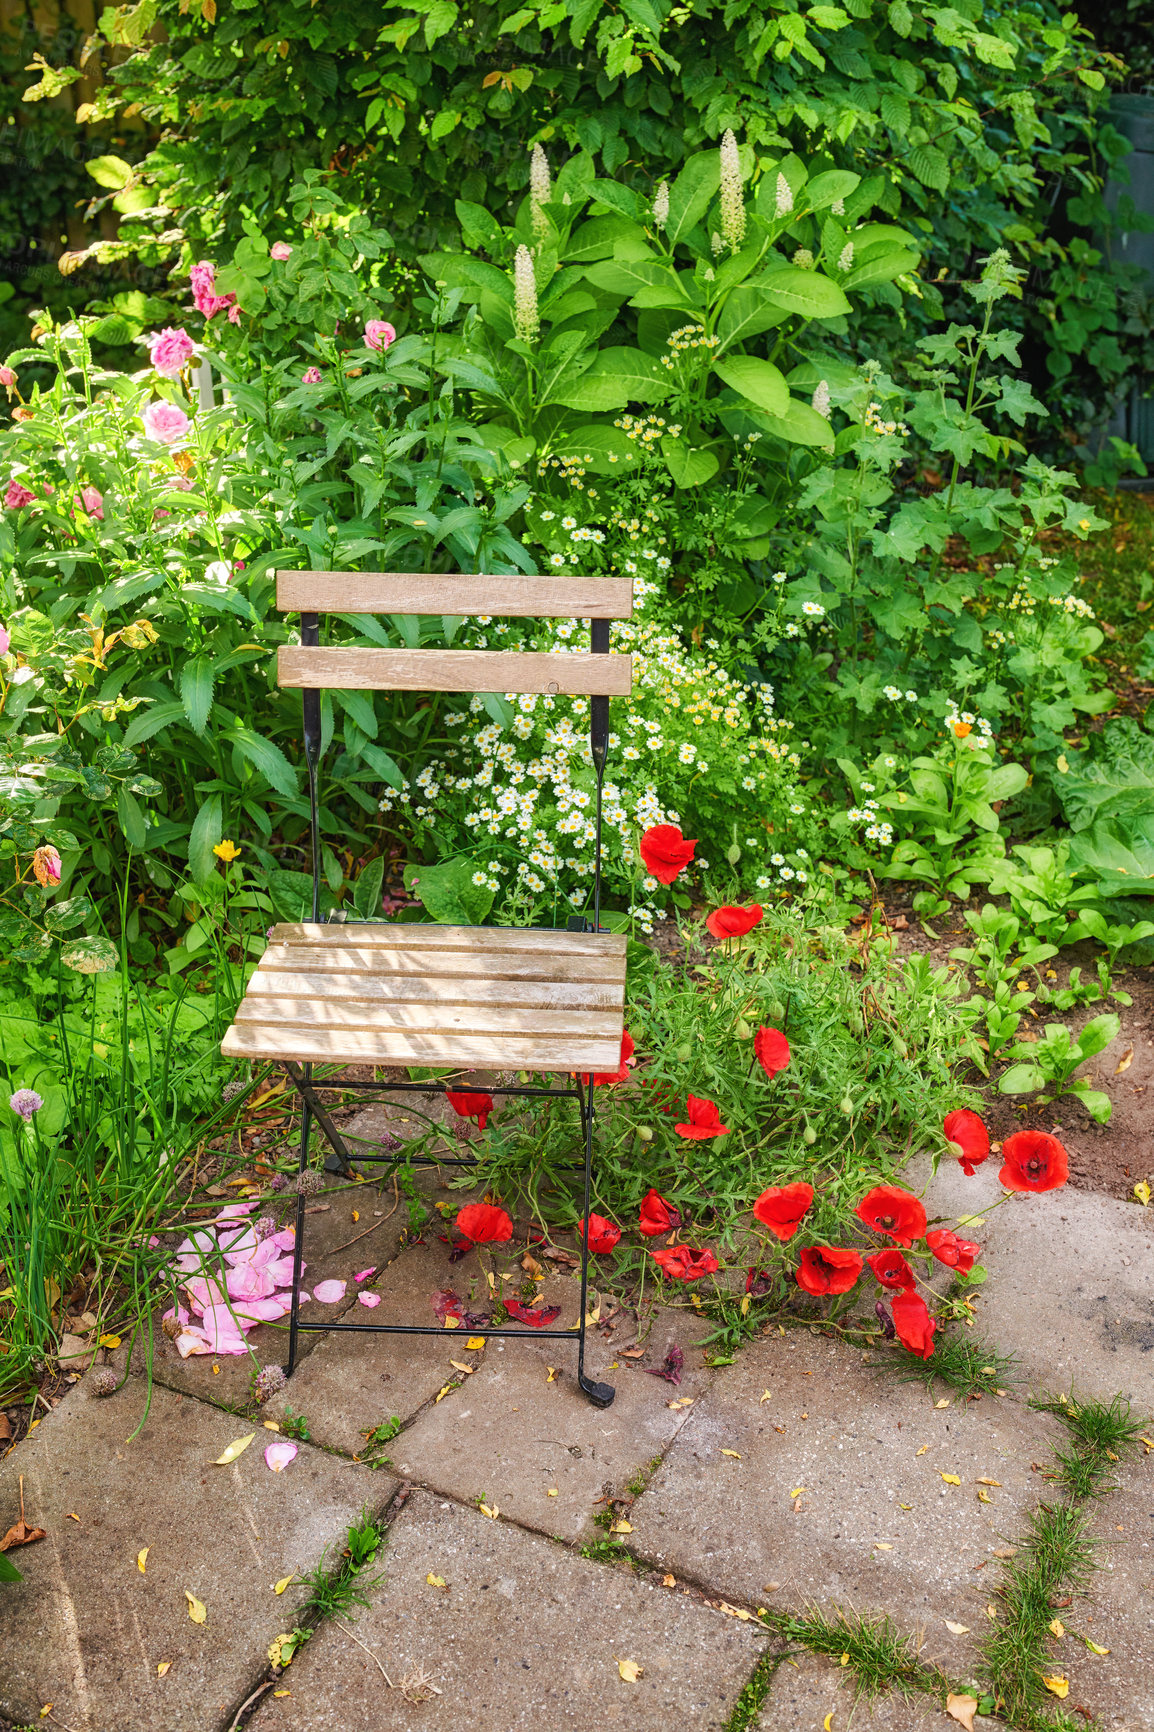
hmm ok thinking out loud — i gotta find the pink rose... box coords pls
[302,366,322,384]
[4,479,34,509]
[149,327,196,378]
[364,319,397,352]
[141,400,190,444]
[227,304,240,325]
[189,260,237,321]
[169,474,194,492]
[270,242,293,261]
[80,486,104,520]
[0,367,15,388]
[0,624,9,657]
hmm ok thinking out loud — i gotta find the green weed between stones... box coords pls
[878,1326,1019,1402]
[296,1507,387,1623]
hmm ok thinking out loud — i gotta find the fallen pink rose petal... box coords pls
[313,1279,346,1304]
[148,1234,161,1249]
[230,1296,289,1324]
[357,1291,382,1308]
[265,1440,298,1472]
[216,1201,258,1221]
[270,1228,296,1251]
[174,1328,213,1358]
[353,1268,376,1283]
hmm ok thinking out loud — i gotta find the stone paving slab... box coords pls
[0,1369,385,1732]
[626,1331,1065,1670]
[248,1488,767,1731]
[378,1267,714,1540]
[1056,1458,1154,1731]
[909,1152,1154,1415]
[758,1653,952,1729]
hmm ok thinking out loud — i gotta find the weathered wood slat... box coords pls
[276,571,634,620]
[268,922,626,957]
[220,1023,623,1070]
[246,970,623,1010]
[257,945,623,984]
[276,646,632,696]
[235,997,621,1037]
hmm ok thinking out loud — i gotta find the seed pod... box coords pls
[802,1124,817,1146]
[735,1018,752,1041]
[637,1126,654,1144]
[839,1093,854,1115]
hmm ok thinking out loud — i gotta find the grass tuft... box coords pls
[879,1329,1018,1400]
[296,1508,386,1622]
[982,1501,1096,1725]
[764,1606,948,1703]
[725,1650,783,1732]
[1031,1393,1146,1498]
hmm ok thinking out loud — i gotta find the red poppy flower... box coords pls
[638,1188,682,1236]
[584,1030,635,1088]
[1000,1130,1068,1194]
[639,823,697,885]
[752,1181,813,1242]
[925,1228,980,1275]
[745,1268,773,1298]
[580,1214,621,1254]
[855,1185,927,1248]
[674,1095,729,1140]
[795,1245,863,1296]
[446,1089,494,1131]
[867,1247,916,1291]
[891,1289,936,1359]
[503,1298,561,1327]
[943,1109,989,1176]
[754,1026,791,1079]
[455,1202,513,1244]
[705,903,763,940]
[650,1245,719,1281]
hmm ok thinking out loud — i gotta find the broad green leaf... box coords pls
[1066,1082,1111,1123]
[1067,818,1154,894]
[117,786,149,849]
[564,215,651,262]
[747,397,836,447]
[85,154,133,190]
[180,658,215,737]
[124,701,185,748]
[353,857,385,920]
[60,935,119,975]
[716,285,789,351]
[1076,1013,1120,1062]
[188,794,223,885]
[758,266,851,320]
[998,1063,1043,1095]
[843,248,920,290]
[553,347,673,410]
[665,150,721,246]
[404,857,494,925]
[548,423,641,473]
[660,438,720,487]
[229,729,299,797]
[419,252,514,305]
[712,355,789,418]
[802,169,860,211]
[1057,719,1154,831]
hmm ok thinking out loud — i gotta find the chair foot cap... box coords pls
[578,1375,615,1409]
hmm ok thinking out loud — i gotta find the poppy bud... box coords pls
[726,841,741,866]
[839,1093,854,1115]
[893,1036,907,1058]
[637,1125,654,1143]
[675,1043,692,1063]
[766,1000,785,1023]
[802,1124,817,1146]
[735,1018,752,1040]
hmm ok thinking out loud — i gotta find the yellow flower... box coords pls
[213,839,241,863]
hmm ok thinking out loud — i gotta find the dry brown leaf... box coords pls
[874,1542,893,1551]
[976,1477,1002,1486]
[0,1414,11,1441]
[521,1253,544,1280]
[945,1693,979,1730]
[944,1619,970,1634]
[1115,1047,1134,1075]
[935,1398,952,1409]
[0,1478,45,1552]
[992,1546,1017,1558]
[618,1659,643,1682]
[662,1574,676,1587]
[448,1361,474,1375]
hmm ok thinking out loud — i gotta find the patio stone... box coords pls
[0,1369,384,1732]
[625,1330,1065,1670]
[758,1652,956,1729]
[247,1488,767,1731]
[910,1152,1154,1414]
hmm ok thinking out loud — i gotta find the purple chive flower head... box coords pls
[10,1089,44,1121]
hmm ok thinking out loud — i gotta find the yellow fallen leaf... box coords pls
[1115,1047,1134,1074]
[546,1367,557,1382]
[274,1576,294,1595]
[976,1477,1001,1487]
[663,1574,676,1587]
[840,1652,849,1666]
[426,1573,447,1588]
[824,1715,835,1732]
[719,1601,753,1620]
[39,1707,53,1719]
[987,1604,998,1619]
[899,1503,913,1510]
[916,1445,929,1456]
[98,1334,121,1349]
[1141,1435,1154,1454]
[434,1384,454,1402]
[945,1693,979,1730]
[941,1472,961,1486]
[944,1618,970,1635]
[479,1503,499,1520]
[618,1659,643,1682]
[874,1542,893,1551]
[157,1661,171,1676]
[721,1449,741,1459]
[1049,1618,1065,1638]
[1085,1638,1111,1656]
[585,1301,601,1326]
[352,1210,359,1222]
[790,1486,807,1499]
[466,1337,486,1350]
[449,1361,474,1375]
[1134,1181,1151,1208]
[740,1293,751,1317]
[214,1433,256,1466]
[547,1489,558,1497]
[760,1390,771,1403]
[263,1421,280,1432]
[137,1546,149,1574]
[274,1690,291,1697]
[977,1489,993,1504]
[935,1398,951,1409]
[1041,1675,1069,1699]
[185,1591,207,1624]
[67,1513,80,1522]
[443,1316,461,1329]
[611,1519,633,1534]
[212,1365,220,1374]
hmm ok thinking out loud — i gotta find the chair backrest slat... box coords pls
[278,646,631,697]
[276,570,633,619]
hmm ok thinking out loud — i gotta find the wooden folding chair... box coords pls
[221,571,634,1408]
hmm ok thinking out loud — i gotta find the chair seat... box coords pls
[221,922,628,1071]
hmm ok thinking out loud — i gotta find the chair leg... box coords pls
[576,1076,615,1409]
[284,1061,354,1177]
[284,1096,312,1377]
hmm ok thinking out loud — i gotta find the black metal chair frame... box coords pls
[280,611,618,1408]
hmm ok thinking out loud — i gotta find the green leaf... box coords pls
[907,145,949,193]
[229,729,299,798]
[660,438,720,487]
[665,150,721,247]
[60,935,119,975]
[117,786,149,849]
[43,895,92,933]
[123,701,185,748]
[180,658,215,737]
[712,355,789,417]
[842,248,920,290]
[1065,1082,1111,1122]
[802,169,861,212]
[353,857,386,920]
[85,154,134,191]
[747,397,836,447]
[1076,1013,1121,1062]
[1057,719,1154,832]
[1067,818,1154,894]
[758,266,851,320]
[267,869,316,922]
[548,424,641,474]
[998,1063,1043,1095]
[0,1551,22,1583]
[404,856,494,925]
[188,794,223,885]
[716,285,789,351]
[553,347,673,410]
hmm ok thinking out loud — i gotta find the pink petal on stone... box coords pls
[357,1291,382,1308]
[220,1225,259,1262]
[226,1262,277,1301]
[173,1229,217,1273]
[265,1440,298,1472]
[231,1296,288,1324]
[184,1276,226,1316]
[353,1268,376,1282]
[200,1304,254,1352]
[266,1256,299,1286]
[296,1290,311,1303]
[270,1228,296,1251]
[313,1279,346,1304]
[216,1201,258,1221]
[148,1235,160,1249]
[174,1328,213,1358]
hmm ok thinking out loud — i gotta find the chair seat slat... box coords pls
[220,1024,625,1070]
[257,946,623,984]
[276,571,633,619]
[267,923,626,956]
[246,969,624,1010]
[277,646,631,696]
[235,997,622,1038]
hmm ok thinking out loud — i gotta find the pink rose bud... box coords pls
[0,623,9,657]
[0,367,15,388]
[364,319,397,352]
[141,400,191,445]
[227,303,241,324]
[148,326,196,378]
[302,366,322,384]
[4,479,35,509]
[80,486,104,520]
[32,845,62,887]
[270,242,293,260]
